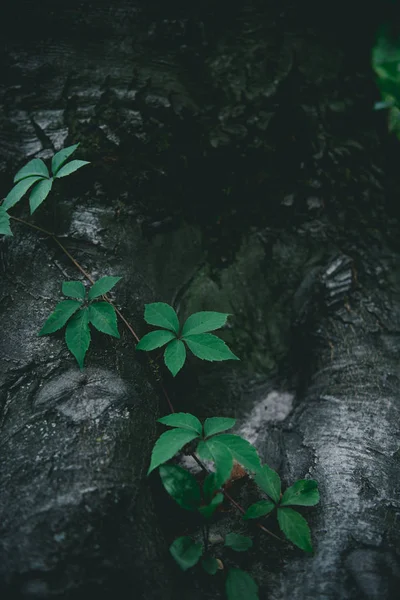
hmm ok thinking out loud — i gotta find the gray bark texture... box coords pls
[1,1,400,599]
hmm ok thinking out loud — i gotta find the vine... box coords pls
[0,146,320,600]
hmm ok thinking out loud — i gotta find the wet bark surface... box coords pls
[1,1,400,598]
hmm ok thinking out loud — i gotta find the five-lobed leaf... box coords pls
[181,311,230,336]
[254,464,281,504]
[277,507,313,553]
[52,144,80,176]
[243,500,275,520]
[159,464,201,511]
[204,417,236,438]
[225,533,253,552]
[201,555,218,575]
[0,207,12,236]
[183,333,239,362]
[54,159,90,179]
[13,158,49,183]
[170,536,203,571]
[164,338,186,376]
[65,308,91,370]
[88,276,121,300]
[2,176,47,211]
[136,330,176,351]
[62,280,86,300]
[280,479,320,507]
[158,412,202,435]
[29,178,53,214]
[215,434,261,473]
[88,302,120,338]
[144,302,180,334]
[226,568,259,600]
[148,428,199,474]
[39,300,82,336]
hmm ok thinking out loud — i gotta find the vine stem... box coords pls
[10,214,282,543]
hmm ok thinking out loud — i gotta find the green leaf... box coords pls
[88,276,121,300]
[39,300,82,336]
[54,159,90,179]
[196,440,213,462]
[243,500,275,520]
[280,479,320,507]
[0,207,12,236]
[277,507,313,553]
[183,333,239,362]
[52,143,80,176]
[136,330,176,351]
[226,568,259,600]
[65,308,91,370]
[204,417,236,438]
[62,281,86,300]
[204,438,233,488]
[254,464,281,504]
[158,413,202,435]
[13,158,49,183]
[2,176,47,211]
[164,339,186,376]
[224,533,253,552]
[201,555,218,575]
[198,493,224,519]
[147,429,199,475]
[88,302,120,338]
[215,434,261,473]
[144,302,179,334]
[181,311,230,336]
[203,473,218,501]
[169,536,203,571]
[29,178,53,214]
[159,464,201,510]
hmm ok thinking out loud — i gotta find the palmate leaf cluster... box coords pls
[39,276,121,369]
[0,144,89,236]
[136,303,239,376]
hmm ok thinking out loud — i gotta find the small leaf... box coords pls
[183,333,239,362]
[158,413,202,435]
[2,176,47,211]
[182,311,230,336]
[88,302,120,338]
[205,438,233,488]
[65,308,91,370]
[280,479,320,507]
[144,302,179,334]
[170,536,203,571]
[226,568,259,600]
[164,339,186,376]
[243,500,275,520]
[0,207,12,236]
[88,276,121,300]
[254,464,281,504]
[202,555,218,575]
[29,178,53,214]
[54,159,90,178]
[39,300,82,336]
[198,493,224,519]
[196,440,213,462]
[215,434,261,473]
[147,429,199,475]
[224,533,253,552]
[62,281,86,300]
[52,143,80,176]
[136,330,176,351]
[13,158,49,183]
[277,507,313,552]
[159,464,201,510]
[204,417,236,438]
